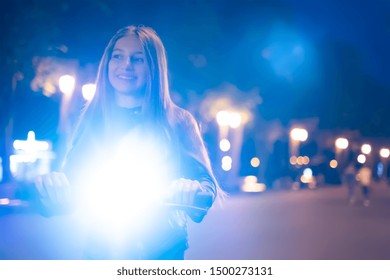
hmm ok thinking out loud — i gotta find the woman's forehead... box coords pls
[113,35,143,52]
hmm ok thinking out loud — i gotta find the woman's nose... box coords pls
[124,57,133,69]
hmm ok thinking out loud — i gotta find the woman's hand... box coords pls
[168,178,214,222]
[34,172,72,216]
[169,178,202,207]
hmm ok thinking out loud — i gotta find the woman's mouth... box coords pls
[117,74,137,81]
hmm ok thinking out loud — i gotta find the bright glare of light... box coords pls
[300,168,313,184]
[296,156,304,165]
[216,111,243,128]
[13,131,49,151]
[222,155,232,165]
[303,168,313,177]
[82,83,96,101]
[329,159,338,169]
[0,198,10,205]
[216,111,230,126]
[81,132,172,243]
[361,144,371,155]
[229,112,242,128]
[290,156,297,165]
[250,157,260,168]
[335,138,349,150]
[290,128,308,142]
[380,148,390,158]
[357,154,366,164]
[221,155,232,171]
[241,175,266,193]
[58,75,76,96]
[219,139,231,152]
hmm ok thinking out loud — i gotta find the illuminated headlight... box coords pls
[79,132,173,240]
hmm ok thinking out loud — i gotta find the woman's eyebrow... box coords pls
[112,48,124,52]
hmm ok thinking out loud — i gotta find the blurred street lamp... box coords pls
[334,137,349,168]
[82,83,96,101]
[216,110,242,129]
[228,112,242,129]
[290,128,308,142]
[361,144,372,155]
[221,155,232,171]
[58,74,76,96]
[335,138,349,150]
[329,159,338,169]
[357,154,366,164]
[289,127,308,157]
[219,139,231,152]
[216,110,230,127]
[380,148,390,159]
[250,157,260,168]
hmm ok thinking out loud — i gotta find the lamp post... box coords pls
[335,137,349,169]
[54,74,75,170]
[58,74,75,134]
[216,110,245,191]
[289,127,308,157]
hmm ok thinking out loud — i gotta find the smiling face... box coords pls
[108,35,149,100]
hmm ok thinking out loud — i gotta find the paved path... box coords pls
[1,182,390,259]
[186,182,390,259]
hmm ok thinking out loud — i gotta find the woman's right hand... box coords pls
[34,172,72,215]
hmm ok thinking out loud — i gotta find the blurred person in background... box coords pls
[343,154,358,205]
[357,162,373,207]
[34,25,223,259]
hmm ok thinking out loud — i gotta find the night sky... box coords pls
[1,0,389,137]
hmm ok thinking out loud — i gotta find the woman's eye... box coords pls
[132,57,144,63]
[111,53,123,60]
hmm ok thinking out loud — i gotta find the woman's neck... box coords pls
[115,91,144,108]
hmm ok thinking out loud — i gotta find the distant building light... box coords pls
[361,144,371,155]
[219,139,231,152]
[0,198,10,206]
[216,111,230,126]
[82,83,96,101]
[222,155,232,171]
[329,159,338,169]
[58,74,75,96]
[302,156,310,165]
[290,128,308,142]
[250,157,260,168]
[357,154,366,164]
[290,156,297,165]
[380,148,390,158]
[303,168,313,177]
[229,112,242,128]
[335,138,349,150]
[300,168,313,184]
[241,176,266,192]
[13,131,49,151]
[297,156,304,165]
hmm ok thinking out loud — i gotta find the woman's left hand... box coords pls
[168,178,202,207]
[168,178,214,222]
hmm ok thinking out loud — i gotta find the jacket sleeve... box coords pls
[174,109,219,222]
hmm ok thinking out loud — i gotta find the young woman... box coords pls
[35,25,222,259]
